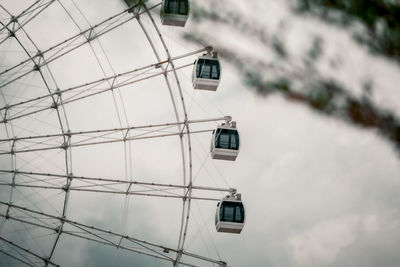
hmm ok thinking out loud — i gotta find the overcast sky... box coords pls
[0,0,400,266]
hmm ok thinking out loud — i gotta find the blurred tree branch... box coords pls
[293,0,400,62]
[184,1,400,153]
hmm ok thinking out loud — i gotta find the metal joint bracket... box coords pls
[87,28,96,42]
[126,183,132,195]
[60,142,69,150]
[110,77,117,91]
[62,184,70,192]
[55,88,62,97]
[11,169,17,188]
[10,16,18,23]
[67,173,73,183]
[55,225,62,233]
[51,102,58,109]
[205,46,213,53]
[36,50,43,58]
[5,204,11,218]
[3,105,9,122]
[64,130,72,138]
[124,129,130,139]
[127,6,134,13]
[173,249,184,265]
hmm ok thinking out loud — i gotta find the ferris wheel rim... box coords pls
[0,1,233,266]
[0,2,73,262]
[134,3,194,264]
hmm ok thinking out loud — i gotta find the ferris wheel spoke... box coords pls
[2,184,223,201]
[0,235,59,266]
[0,59,33,86]
[0,129,214,155]
[0,56,158,111]
[0,0,56,41]
[0,249,36,267]
[0,45,210,123]
[0,170,235,200]
[1,210,175,265]
[0,117,229,155]
[0,200,226,266]
[0,8,72,213]
[70,222,175,261]
[0,1,239,266]
[0,1,162,90]
[66,231,182,265]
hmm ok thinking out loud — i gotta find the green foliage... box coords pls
[308,87,334,111]
[308,36,324,60]
[186,1,400,152]
[295,0,400,60]
[272,37,287,58]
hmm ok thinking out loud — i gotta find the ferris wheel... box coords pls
[0,1,245,266]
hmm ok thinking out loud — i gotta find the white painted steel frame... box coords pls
[0,1,232,266]
[139,2,196,265]
[0,2,72,264]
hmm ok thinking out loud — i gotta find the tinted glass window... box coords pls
[215,202,220,225]
[215,128,239,150]
[196,58,220,80]
[220,201,244,223]
[235,206,243,222]
[211,64,219,79]
[200,64,211,78]
[179,1,188,14]
[223,206,235,222]
[164,0,188,15]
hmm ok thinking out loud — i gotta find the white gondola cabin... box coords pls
[211,121,239,161]
[215,194,245,234]
[192,52,221,91]
[161,0,189,27]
